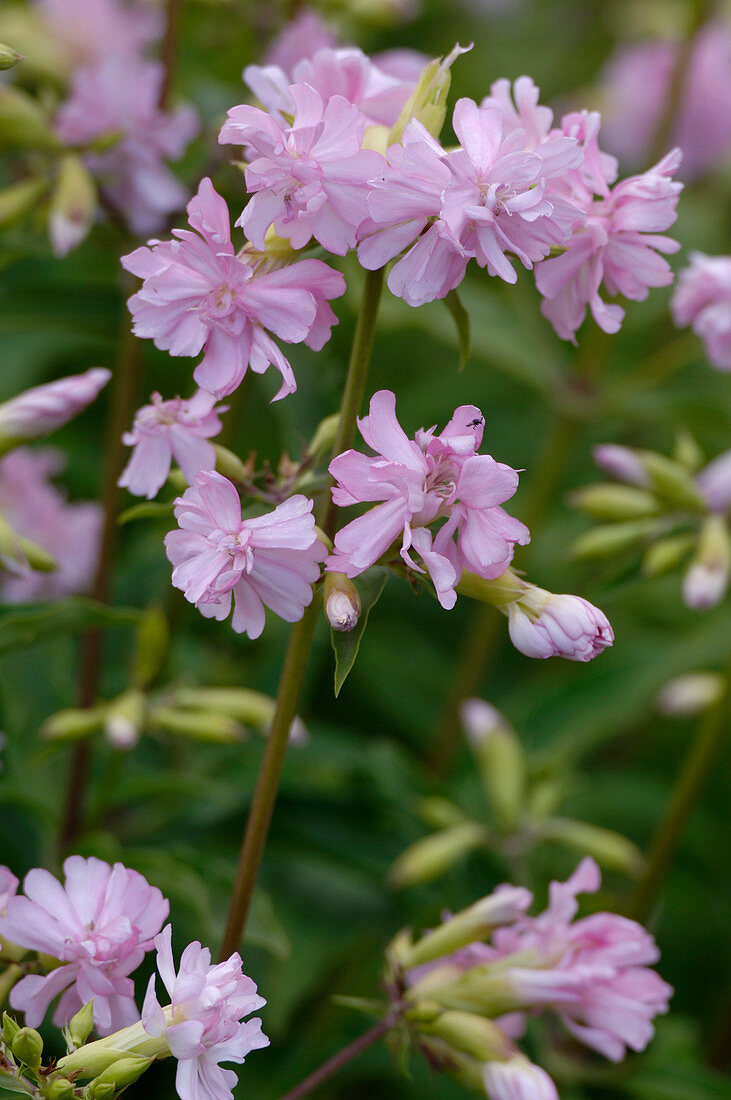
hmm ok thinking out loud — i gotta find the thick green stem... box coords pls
[628,660,731,923]
[218,267,384,959]
[59,307,142,853]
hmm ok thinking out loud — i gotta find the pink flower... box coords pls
[0,368,110,447]
[263,8,336,71]
[592,443,650,488]
[219,83,384,255]
[119,391,225,499]
[0,856,169,1035]
[165,471,326,638]
[122,177,345,400]
[142,925,269,1100]
[0,866,18,913]
[327,390,529,609]
[55,56,198,236]
[36,0,163,68]
[245,45,421,129]
[507,589,613,662]
[482,1059,559,1100]
[696,449,731,513]
[600,23,731,180]
[491,859,672,1061]
[0,448,101,604]
[535,140,683,342]
[671,252,731,371]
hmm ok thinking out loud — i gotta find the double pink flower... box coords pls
[327,390,529,609]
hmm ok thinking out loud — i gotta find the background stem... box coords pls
[218,267,384,958]
[276,1015,395,1100]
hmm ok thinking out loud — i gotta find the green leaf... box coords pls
[0,599,141,653]
[118,500,176,526]
[0,1076,33,1095]
[331,568,388,697]
[443,288,471,370]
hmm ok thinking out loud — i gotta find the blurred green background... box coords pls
[0,1,730,1097]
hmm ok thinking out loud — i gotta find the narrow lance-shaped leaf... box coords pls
[331,568,388,697]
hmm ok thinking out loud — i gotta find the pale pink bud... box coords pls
[696,449,731,513]
[682,515,731,609]
[460,698,506,746]
[0,865,18,912]
[592,444,649,487]
[508,590,613,662]
[656,672,725,716]
[0,369,110,450]
[324,573,361,631]
[482,1058,559,1100]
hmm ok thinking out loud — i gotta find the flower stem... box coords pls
[276,1015,395,1100]
[218,267,384,958]
[628,659,731,923]
[158,0,182,111]
[59,306,142,853]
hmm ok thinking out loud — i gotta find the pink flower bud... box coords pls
[696,449,731,513]
[508,590,613,662]
[0,865,18,912]
[0,369,110,449]
[592,444,650,487]
[483,1058,559,1100]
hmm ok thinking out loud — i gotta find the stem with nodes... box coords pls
[219,266,385,959]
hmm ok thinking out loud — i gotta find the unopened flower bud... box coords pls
[696,449,731,514]
[638,450,706,509]
[400,885,532,969]
[507,587,613,662]
[457,568,527,608]
[67,999,95,1050]
[131,606,169,690]
[307,412,340,458]
[418,797,467,829]
[388,822,487,888]
[168,687,306,743]
[592,444,649,487]
[41,705,107,743]
[3,1011,19,1045]
[148,706,245,744]
[539,817,644,875]
[683,515,731,609]
[423,1011,513,1062]
[673,429,704,474]
[0,178,48,230]
[567,483,658,520]
[88,1083,115,1100]
[324,573,361,632]
[89,1055,153,1093]
[483,1057,559,1100]
[571,517,660,560]
[460,699,526,833]
[389,43,472,143]
[43,1079,75,1100]
[0,512,57,574]
[642,533,695,577]
[656,671,726,716]
[0,86,59,151]
[49,155,96,257]
[0,44,23,70]
[12,1026,43,1067]
[212,444,252,484]
[0,369,110,456]
[104,689,145,750]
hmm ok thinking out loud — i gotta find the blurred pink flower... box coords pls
[263,8,336,71]
[219,84,384,254]
[535,144,683,342]
[0,866,18,913]
[165,471,326,638]
[0,368,110,446]
[491,859,671,1061]
[0,448,101,604]
[119,390,225,499]
[483,1059,559,1100]
[592,443,649,487]
[600,23,731,179]
[1,856,168,1035]
[36,0,163,67]
[507,590,613,662]
[327,390,529,609]
[696,449,731,513]
[671,252,731,371]
[55,56,198,236]
[122,178,345,400]
[142,925,268,1100]
[245,45,421,129]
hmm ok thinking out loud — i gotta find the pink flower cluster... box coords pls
[327,390,529,608]
[165,471,326,637]
[0,855,169,1035]
[142,925,269,1100]
[0,448,102,603]
[119,389,225,499]
[408,859,671,1093]
[123,178,345,400]
[671,252,731,371]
